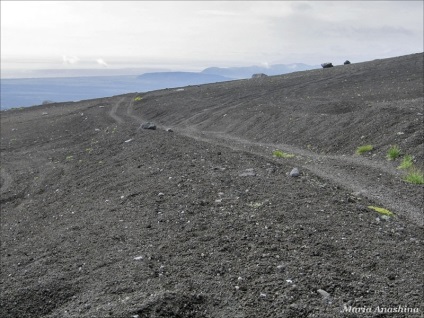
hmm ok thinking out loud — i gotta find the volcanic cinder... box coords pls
[1,53,423,318]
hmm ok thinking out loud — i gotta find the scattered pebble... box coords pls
[317,289,330,299]
[290,167,300,177]
[259,292,267,298]
[158,192,164,197]
[140,122,156,130]
[239,168,256,177]
[133,256,143,260]
[124,138,134,143]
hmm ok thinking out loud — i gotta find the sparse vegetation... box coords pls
[356,144,373,155]
[273,150,295,158]
[65,155,74,161]
[404,168,424,184]
[134,96,143,101]
[398,155,413,170]
[386,145,401,160]
[368,206,394,217]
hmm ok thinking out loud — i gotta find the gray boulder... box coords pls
[290,167,300,177]
[140,122,156,130]
[321,63,333,68]
[251,73,268,79]
[344,60,351,65]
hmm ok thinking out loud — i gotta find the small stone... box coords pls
[158,193,164,197]
[166,128,173,132]
[289,303,299,310]
[317,289,330,299]
[290,168,300,177]
[140,122,156,130]
[239,168,256,177]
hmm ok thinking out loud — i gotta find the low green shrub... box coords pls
[398,155,413,169]
[386,145,401,160]
[356,144,373,155]
[273,150,295,158]
[404,168,424,184]
[368,205,394,217]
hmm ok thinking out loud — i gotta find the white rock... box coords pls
[317,289,330,299]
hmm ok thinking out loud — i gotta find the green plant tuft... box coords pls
[398,155,413,170]
[368,206,394,217]
[273,150,295,158]
[404,168,424,184]
[356,144,373,155]
[386,145,401,160]
[134,96,143,101]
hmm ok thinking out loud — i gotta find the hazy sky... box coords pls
[1,1,423,77]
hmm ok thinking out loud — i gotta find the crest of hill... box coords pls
[135,53,424,163]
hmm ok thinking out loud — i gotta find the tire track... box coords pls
[108,95,143,126]
[0,167,13,194]
[108,97,126,124]
[179,129,423,227]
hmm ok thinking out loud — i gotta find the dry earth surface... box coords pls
[1,53,423,318]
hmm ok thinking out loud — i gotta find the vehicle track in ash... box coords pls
[116,92,423,227]
[107,95,144,131]
[178,128,423,227]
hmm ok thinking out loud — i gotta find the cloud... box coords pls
[62,55,79,65]
[96,58,108,67]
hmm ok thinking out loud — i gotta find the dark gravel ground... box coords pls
[1,53,423,317]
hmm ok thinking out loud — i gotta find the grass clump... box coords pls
[404,168,424,184]
[386,145,401,160]
[134,96,143,101]
[273,150,295,158]
[356,144,373,155]
[398,155,413,170]
[368,206,395,217]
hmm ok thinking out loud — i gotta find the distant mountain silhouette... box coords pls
[136,72,234,90]
[202,63,320,79]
